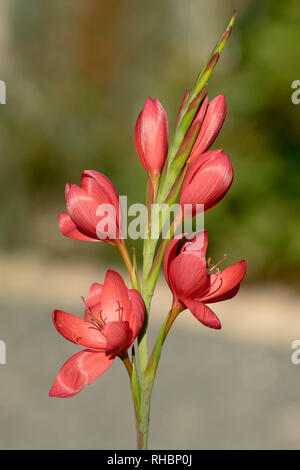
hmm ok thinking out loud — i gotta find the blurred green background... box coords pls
[0,0,299,283]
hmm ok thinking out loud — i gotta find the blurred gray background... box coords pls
[0,0,300,449]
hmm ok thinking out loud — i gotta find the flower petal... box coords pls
[100,270,132,323]
[197,272,223,300]
[207,284,241,303]
[180,151,233,214]
[81,171,121,233]
[128,289,145,337]
[135,112,147,171]
[202,260,247,303]
[163,234,186,289]
[49,350,114,398]
[104,321,132,355]
[82,170,120,209]
[58,212,98,242]
[66,184,100,239]
[184,299,221,329]
[84,283,103,320]
[194,95,209,128]
[191,94,226,157]
[53,310,106,350]
[168,252,209,299]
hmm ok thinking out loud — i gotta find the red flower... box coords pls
[58,170,122,244]
[49,270,145,398]
[135,97,169,180]
[163,231,246,329]
[180,149,233,216]
[188,94,226,163]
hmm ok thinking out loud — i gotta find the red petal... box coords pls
[53,310,106,350]
[208,284,241,303]
[128,289,145,337]
[180,151,233,214]
[186,95,208,146]
[84,283,103,320]
[169,252,209,299]
[58,212,98,242]
[81,171,121,232]
[163,234,186,289]
[49,350,114,398]
[104,321,132,355]
[191,94,226,157]
[135,112,147,171]
[197,272,223,300]
[184,299,221,329]
[82,170,120,209]
[100,270,132,323]
[202,260,247,303]
[65,184,100,239]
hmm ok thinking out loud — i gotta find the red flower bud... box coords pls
[135,97,169,179]
[189,94,226,163]
[180,150,233,215]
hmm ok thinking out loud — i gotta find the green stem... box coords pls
[137,303,182,450]
[121,351,148,450]
[146,302,181,380]
[138,381,152,450]
[120,353,142,445]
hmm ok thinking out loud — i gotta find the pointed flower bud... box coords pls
[188,95,226,162]
[180,149,233,216]
[135,97,169,180]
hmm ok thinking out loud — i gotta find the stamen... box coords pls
[208,253,227,272]
[99,310,106,325]
[81,296,105,329]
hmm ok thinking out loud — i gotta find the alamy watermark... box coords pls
[0,340,6,364]
[0,80,6,104]
[291,80,300,105]
[96,198,204,243]
[291,340,300,365]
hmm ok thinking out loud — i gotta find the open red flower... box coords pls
[163,231,246,329]
[180,149,233,216]
[135,97,169,180]
[49,270,145,398]
[58,170,122,244]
